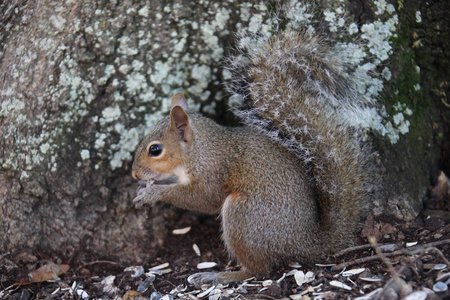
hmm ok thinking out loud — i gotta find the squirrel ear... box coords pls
[171,92,189,111]
[170,93,192,143]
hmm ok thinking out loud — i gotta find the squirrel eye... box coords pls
[148,144,163,157]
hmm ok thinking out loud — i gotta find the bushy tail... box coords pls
[227,29,374,249]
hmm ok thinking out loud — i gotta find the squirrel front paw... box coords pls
[133,179,178,208]
[133,179,155,208]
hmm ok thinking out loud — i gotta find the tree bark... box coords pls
[1,0,449,263]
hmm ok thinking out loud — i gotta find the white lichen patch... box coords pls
[382,102,413,143]
[40,143,51,154]
[109,127,140,170]
[285,1,313,30]
[80,149,90,160]
[118,36,138,56]
[138,5,149,18]
[94,133,107,150]
[189,64,212,100]
[360,18,398,62]
[49,14,66,31]
[101,106,122,125]
[374,0,395,15]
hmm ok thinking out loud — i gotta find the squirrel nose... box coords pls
[132,170,139,180]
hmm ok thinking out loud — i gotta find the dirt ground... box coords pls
[1,183,450,300]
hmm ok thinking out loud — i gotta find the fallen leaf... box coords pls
[361,214,381,241]
[123,290,142,300]
[16,262,69,285]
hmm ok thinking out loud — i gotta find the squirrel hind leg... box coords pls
[215,269,254,284]
[221,192,275,276]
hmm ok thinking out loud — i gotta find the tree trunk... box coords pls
[1,0,449,263]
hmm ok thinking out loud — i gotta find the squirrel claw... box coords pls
[187,272,217,288]
[133,192,147,208]
[136,180,147,193]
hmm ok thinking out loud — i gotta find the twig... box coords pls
[0,252,11,260]
[332,239,450,271]
[374,265,414,300]
[244,294,278,300]
[334,244,374,257]
[334,243,397,257]
[369,237,408,299]
[420,247,450,266]
[407,239,450,253]
[332,254,391,271]
[369,237,399,280]
[75,260,122,274]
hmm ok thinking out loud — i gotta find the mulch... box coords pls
[2,178,450,300]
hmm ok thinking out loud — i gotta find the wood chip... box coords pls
[436,272,450,282]
[124,266,144,278]
[433,281,448,292]
[150,263,170,270]
[432,263,447,270]
[300,286,315,296]
[315,263,335,267]
[403,290,429,300]
[294,271,306,286]
[406,241,418,247]
[277,273,286,283]
[360,277,382,282]
[192,244,201,256]
[379,243,398,252]
[342,268,365,277]
[197,262,217,269]
[354,288,382,300]
[172,226,191,235]
[262,280,273,287]
[293,270,314,286]
[329,280,352,290]
[197,285,215,298]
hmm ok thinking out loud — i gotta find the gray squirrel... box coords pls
[132,29,374,285]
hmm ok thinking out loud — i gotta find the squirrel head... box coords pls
[132,92,192,186]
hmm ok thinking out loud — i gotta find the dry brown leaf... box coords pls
[123,290,142,300]
[16,262,69,285]
[361,214,381,241]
